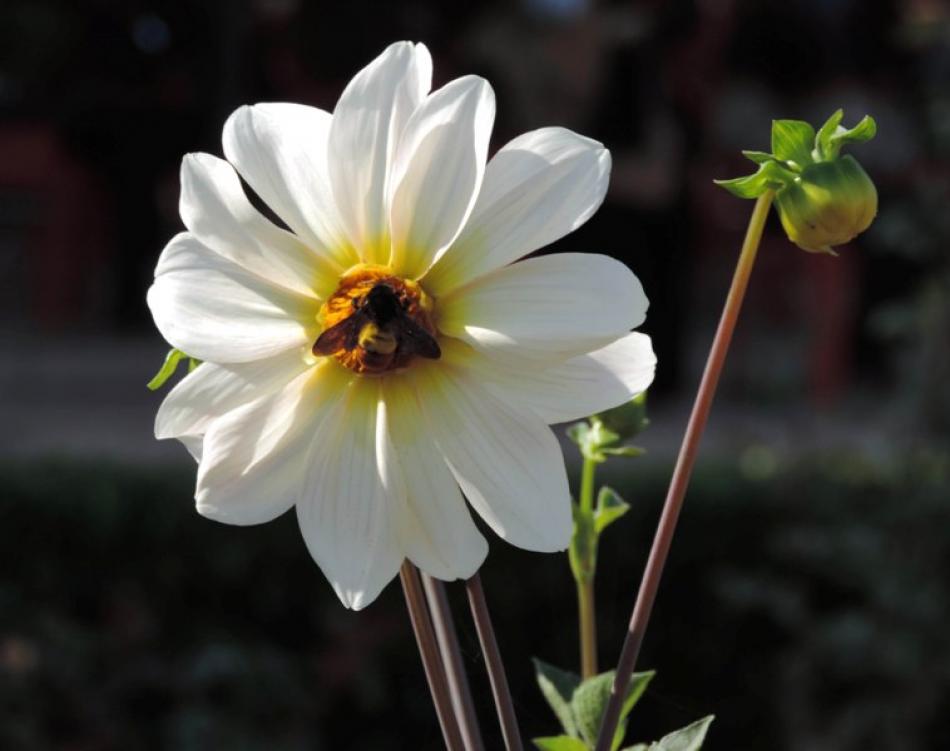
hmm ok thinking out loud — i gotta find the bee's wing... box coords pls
[396,318,441,359]
[313,314,364,356]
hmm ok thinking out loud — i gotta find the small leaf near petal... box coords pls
[534,659,582,738]
[595,392,649,442]
[586,419,620,458]
[567,418,624,463]
[601,446,645,459]
[147,348,187,391]
[770,119,816,168]
[567,421,591,450]
[741,150,776,164]
[533,736,590,751]
[594,486,630,535]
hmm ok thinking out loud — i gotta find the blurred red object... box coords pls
[0,122,113,329]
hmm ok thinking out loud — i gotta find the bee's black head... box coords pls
[362,283,402,324]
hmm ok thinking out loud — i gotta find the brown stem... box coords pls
[465,573,524,751]
[594,192,774,751]
[422,574,486,751]
[400,561,465,751]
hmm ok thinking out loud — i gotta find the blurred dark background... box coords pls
[1,0,948,749]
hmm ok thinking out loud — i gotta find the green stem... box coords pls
[577,575,597,680]
[579,455,597,514]
[594,191,774,751]
[577,455,598,679]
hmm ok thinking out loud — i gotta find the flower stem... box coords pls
[400,561,466,751]
[421,573,486,751]
[579,454,597,514]
[577,576,597,679]
[594,191,774,751]
[577,454,598,679]
[465,572,524,751]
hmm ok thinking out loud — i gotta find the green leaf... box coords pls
[593,486,630,534]
[572,672,616,746]
[654,716,714,750]
[620,671,655,720]
[567,421,590,448]
[815,108,844,160]
[815,111,876,160]
[147,348,187,391]
[621,746,649,751]
[534,659,582,737]
[556,660,655,749]
[714,159,793,199]
[533,737,590,751]
[741,150,775,164]
[713,174,765,199]
[594,392,650,442]
[586,420,620,453]
[567,670,657,750]
[770,119,816,167]
[831,114,876,148]
[612,671,657,750]
[567,419,623,463]
[601,446,645,459]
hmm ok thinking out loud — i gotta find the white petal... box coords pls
[379,375,488,580]
[179,153,336,298]
[414,361,572,552]
[195,363,348,525]
[297,377,403,610]
[147,233,319,363]
[446,333,656,424]
[222,103,357,270]
[437,253,648,362]
[178,434,204,463]
[388,75,495,279]
[423,127,610,296]
[328,41,432,264]
[155,349,312,441]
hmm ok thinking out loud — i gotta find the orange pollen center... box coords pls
[313,264,440,375]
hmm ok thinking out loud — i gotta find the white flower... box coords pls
[148,42,655,609]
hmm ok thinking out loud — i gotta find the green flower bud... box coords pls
[715,110,878,254]
[593,391,649,442]
[567,393,649,463]
[775,155,878,254]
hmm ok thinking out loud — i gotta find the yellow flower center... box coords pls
[313,264,440,375]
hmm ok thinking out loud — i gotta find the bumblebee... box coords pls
[313,282,441,372]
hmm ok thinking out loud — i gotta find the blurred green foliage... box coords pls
[0,450,948,750]
[866,175,950,434]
